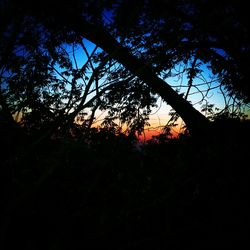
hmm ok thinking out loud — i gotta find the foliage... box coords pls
[1,120,249,248]
[0,2,250,248]
[107,0,249,101]
[1,0,249,140]
[99,77,158,136]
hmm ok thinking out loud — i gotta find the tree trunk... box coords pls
[73,20,210,135]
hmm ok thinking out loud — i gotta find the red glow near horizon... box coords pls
[137,126,181,142]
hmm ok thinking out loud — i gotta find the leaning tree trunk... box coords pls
[73,20,210,135]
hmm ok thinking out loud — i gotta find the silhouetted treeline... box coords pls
[1,118,249,249]
[1,0,250,248]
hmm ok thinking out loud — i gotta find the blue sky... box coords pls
[53,38,249,138]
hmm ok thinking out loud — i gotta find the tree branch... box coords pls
[71,19,210,134]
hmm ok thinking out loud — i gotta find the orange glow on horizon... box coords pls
[138,126,181,141]
[90,111,185,141]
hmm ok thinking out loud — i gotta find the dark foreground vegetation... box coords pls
[1,0,250,248]
[1,118,249,249]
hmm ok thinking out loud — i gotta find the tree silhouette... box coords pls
[1,0,249,138]
[0,1,249,249]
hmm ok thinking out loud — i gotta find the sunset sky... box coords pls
[55,37,249,140]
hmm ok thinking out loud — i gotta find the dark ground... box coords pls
[0,120,249,249]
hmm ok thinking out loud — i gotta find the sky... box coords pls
[1,2,249,145]
[56,37,249,141]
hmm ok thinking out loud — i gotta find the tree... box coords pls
[0,0,249,138]
[1,2,249,247]
[78,0,249,132]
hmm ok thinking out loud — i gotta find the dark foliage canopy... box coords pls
[1,1,250,249]
[1,0,249,138]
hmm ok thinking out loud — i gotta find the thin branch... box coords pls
[49,63,71,85]
[185,56,198,100]
[80,40,95,71]
[72,43,79,70]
